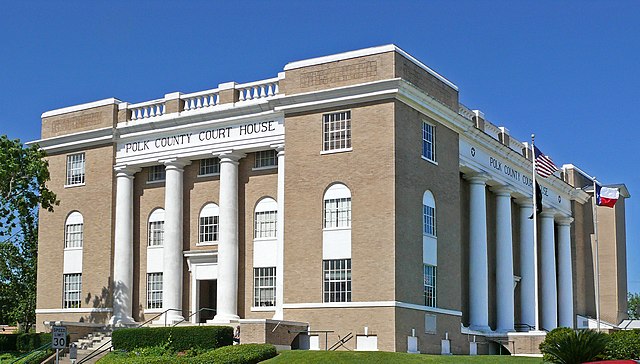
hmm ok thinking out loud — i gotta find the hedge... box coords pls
[191,344,277,364]
[111,326,233,352]
[604,329,640,360]
[0,334,19,351]
[16,333,52,352]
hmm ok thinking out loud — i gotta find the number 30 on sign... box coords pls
[52,326,67,349]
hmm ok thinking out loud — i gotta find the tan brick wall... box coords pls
[395,308,465,354]
[283,101,396,305]
[394,53,459,111]
[41,104,117,139]
[393,102,462,312]
[36,144,115,329]
[281,52,395,95]
[285,307,395,351]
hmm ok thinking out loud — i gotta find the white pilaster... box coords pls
[110,166,140,326]
[214,152,245,321]
[162,159,189,324]
[274,146,285,320]
[540,210,558,331]
[494,186,514,332]
[557,216,574,328]
[467,174,490,331]
[517,199,535,329]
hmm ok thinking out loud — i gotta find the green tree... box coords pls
[628,292,640,319]
[0,135,57,331]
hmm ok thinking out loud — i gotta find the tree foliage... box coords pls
[0,135,57,331]
[628,292,640,319]
[539,327,609,364]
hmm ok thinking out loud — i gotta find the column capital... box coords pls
[114,165,141,177]
[556,216,574,226]
[271,144,285,156]
[491,185,514,197]
[217,151,246,164]
[515,198,534,207]
[539,209,557,218]
[160,158,191,170]
[464,172,489,184]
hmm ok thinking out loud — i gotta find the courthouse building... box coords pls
[33,45,630,354]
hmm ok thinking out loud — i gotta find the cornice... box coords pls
[28,127,114,154]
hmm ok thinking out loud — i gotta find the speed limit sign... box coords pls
[52,326,67,349]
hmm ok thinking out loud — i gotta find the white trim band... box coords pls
[42,98,122,118]
[282,301,462,317]
[36,308,113,314]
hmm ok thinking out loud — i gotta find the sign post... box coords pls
[52,326,67,364]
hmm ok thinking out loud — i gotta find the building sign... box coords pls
[116,117,284,161]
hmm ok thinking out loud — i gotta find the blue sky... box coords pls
[1,1,638,293]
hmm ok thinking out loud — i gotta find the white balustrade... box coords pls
[129,99,166,121]
[182,89,220,111]
[237,78,279,101]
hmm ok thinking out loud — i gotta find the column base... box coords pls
[153,312,185,326]
[109,315,137,327]
[468,324,492,333]
[210,313,240,323]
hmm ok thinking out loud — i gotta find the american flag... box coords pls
[534,146,559,178]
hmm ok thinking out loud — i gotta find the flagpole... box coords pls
[531,134,540,332]
[592,176,601,332]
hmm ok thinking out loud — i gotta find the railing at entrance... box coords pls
[172,307,217,327]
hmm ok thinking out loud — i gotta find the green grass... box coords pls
[263,351,543,363]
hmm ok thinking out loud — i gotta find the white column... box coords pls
[517,199,536,329]
[214,152,244,321]
[494,186,514,332]
[162,159,189,324]
[467,174,490,331]
[540,210,558,331]
[110,166,139,326]
[273,146,285,320]
[557,216,574,328]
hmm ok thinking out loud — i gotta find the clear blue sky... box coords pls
[1,1,637,293]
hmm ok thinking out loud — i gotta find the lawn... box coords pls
[263,351,543,363]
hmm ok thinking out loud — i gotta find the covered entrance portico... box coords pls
[185,250,218,324]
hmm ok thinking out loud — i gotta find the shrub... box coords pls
[111,326,233,352]
[539,328,609,364]
[191,344,277,364]
[16,333,52,352]
[0,334,19,351]
[604,329,640,360]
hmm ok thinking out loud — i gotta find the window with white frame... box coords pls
[147,273,163,309]
[254,150,278,169]
[148,165,166,182]
[148,209,165,246]
[422,121,435,162]
[323,184,352,228]
[63,273,82,308]
[199,158,220,176]
[423,197,436,238]
[64,212,84,248]
[66,153,85,186]
[253,267,276,307]
[199,203,219,244]
[323,111,351,151]
[254,198,277,238]
[424,264,436,307]
[323,259,351,302]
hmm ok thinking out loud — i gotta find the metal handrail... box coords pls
[171,307,216,327]
[10,342,52,364]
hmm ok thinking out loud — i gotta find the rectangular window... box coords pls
[423,205,436,236]
[253,267,276,307]
[323,111,351,151]
[324,198,351,228]
[66,153,85,186]
[199,215,219,243]
[65,223,83,248]
[254,150,278,169]
[323,259,352,302]
[148,165,166,182]
[199,158,220,176]
[148,221,164,246]
[147,273,163,309]
[254,211,277,238]
[422,121,435,162]
[424,264,436,307]
[63,273,82,308]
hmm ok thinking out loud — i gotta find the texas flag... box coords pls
[596,184,620,208]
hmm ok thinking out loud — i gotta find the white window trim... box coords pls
[63,246,83,252]
[195,242,218,247]
[64,182,86,189]
[320,148,353,155]
[322,226,352,232]
[146,179,166,185]
[66,153,86,187]
[322,110,352,153]
[250,306,276,312]
[198,158,221,177]
[252,165,278,171]
[421,120,436,164]
[420,155,438,166]
[197,172,220,178]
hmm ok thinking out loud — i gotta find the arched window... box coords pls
[148,209,165,246]
[423,190,437,307]
[199,203,220,244]
[323,184,351,228]
[254,197,277,239]
[65,211,84,248]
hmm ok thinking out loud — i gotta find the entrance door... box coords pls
[198,280,217,323]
